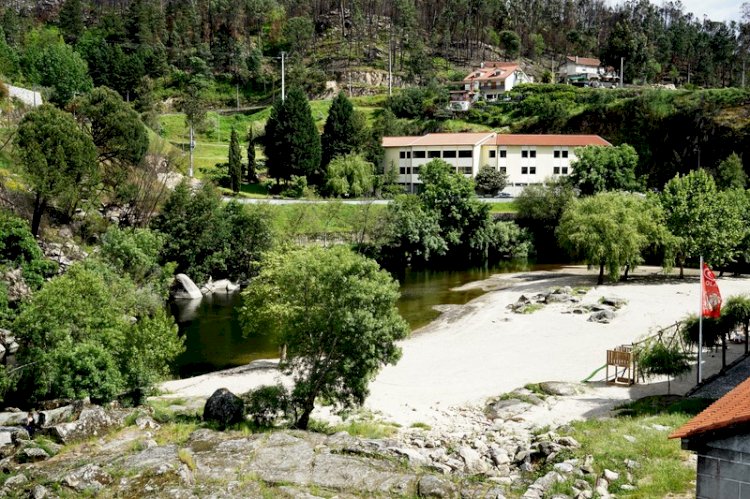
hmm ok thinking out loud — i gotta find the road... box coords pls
[228,197,514,205]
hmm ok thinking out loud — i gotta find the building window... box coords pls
[428,150,441,158]
[489,150,496,158]
[529,150,536,158]
[522,150,528,158]
[562,167,569,174]
[399,167,407,175]
[554,167,560,174]
[529,167,536,174]
[562,150,568,158]
[443,150,457,158]
[413,151,426,158]
[521,167,528,174]
[499,150,507,158]
[413,167,420,174]
[499,167,507,174]
[461,167,472,174]
[554,150,560,158]
[399,151,411,159]
[458,150,473,158]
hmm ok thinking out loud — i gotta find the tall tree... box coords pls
[569,144,641,196]
[321,92,358,170]
[228,127,242,193]
[246,130,257,182]
[58,0,85,44]
[262,87,321,184]
[241,245,409,430]
[557,192,670,284]
[714,153,747,190]
[14,105,98,236]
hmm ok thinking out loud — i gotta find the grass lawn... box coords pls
[536,395,713,499]
[265,201,388,236]
[488,201,518,213]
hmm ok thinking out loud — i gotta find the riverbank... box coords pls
[159,265,750,429]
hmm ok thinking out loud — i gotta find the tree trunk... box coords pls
[597,263,604,285]
[293,401,315,430]
[31,194,47,237]
[722,333,727,370]
[745,323,748,355]
[278,344,287,363]
[621,264,630,281]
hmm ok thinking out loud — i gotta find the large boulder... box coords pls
[44,407,118,444]
[418,475,457,497]
[173,274,203,300]
[588,310,615,324]
[203,388,245,428]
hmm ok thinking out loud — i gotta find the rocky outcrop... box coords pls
[203,388,245,428]
[43,407,119,444]
[200,278,240,295]
[172,273,203,300]
[1,268,31,302]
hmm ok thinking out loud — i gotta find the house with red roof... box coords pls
[670,376,750,498]
[558,56,618,86]
[450,62,532,110]
[381,132,611,194]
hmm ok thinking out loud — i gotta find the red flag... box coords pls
[702,263,722,318]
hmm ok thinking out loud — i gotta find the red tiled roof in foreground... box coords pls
[670,376,750,439]
[495,134,611,147]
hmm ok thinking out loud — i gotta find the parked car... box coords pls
[495,192,511,198]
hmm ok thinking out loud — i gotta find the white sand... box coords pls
[159,265,750,428]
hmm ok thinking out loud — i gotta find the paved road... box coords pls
[228,197,514,205]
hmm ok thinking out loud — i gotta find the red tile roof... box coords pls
[382,133,496,148]
[495,134,611,147]
[670,376,750,439]
[566,56,601,67]
[463,64,520,83]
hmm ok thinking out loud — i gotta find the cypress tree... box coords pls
[246,130,257,182]
[263,87,321,184]
[321,92,357,170]
[228,127,242,193]
[59,0,85,44]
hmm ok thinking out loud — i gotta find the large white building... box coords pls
[557,56,618,85]
[382,132,612,195]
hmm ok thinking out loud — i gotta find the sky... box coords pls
[608,0,744,22]
[677,0,744,22]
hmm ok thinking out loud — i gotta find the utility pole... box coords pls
[189,125,194,178]
[620,57,624,88]
[281,51,286,101]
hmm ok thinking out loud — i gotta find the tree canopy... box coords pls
[569,144,640,196]
[14,104,98,236]
[321,92,358,169]
[324,153,374,198]
[263,87,321,184]
[557,192,671,284]
[241,245,409,429]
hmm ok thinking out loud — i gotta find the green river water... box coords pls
[171,261,550,377]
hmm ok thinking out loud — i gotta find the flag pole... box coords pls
[698,255,704,384]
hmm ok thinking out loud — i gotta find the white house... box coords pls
[558,56,618,84]
[382,133,612,195]
[461,62,532,101]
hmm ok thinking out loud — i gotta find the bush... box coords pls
[0,211,57,289]
[243,384,292,427]
[281,175,308,199]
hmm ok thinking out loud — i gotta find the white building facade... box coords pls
[382,133,612,195]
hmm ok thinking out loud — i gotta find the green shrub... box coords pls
[243,384,292,427]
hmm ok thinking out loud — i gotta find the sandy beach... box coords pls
[159,265,750,427]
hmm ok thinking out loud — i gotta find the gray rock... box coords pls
[553,462,575,474]
[603,469,619,482]
[135,416,160,430]
[38,404,76,427]
[623,435,636,443]
[557,436,581,448]
[63,464,113,491]
[390,447,430,467]
[620,484,636,491]
[45,407,118,444]
[17,446,49,462]
[600,297,627,309]
[458,446,488,474]
[588,310,615,323]
[417,475,456,497]
[545,293,572,303]
[211,279,240,293]
[4,474,27,487]
[486,399,532,420]
[0,412,27,426]
[173,273,203,300]
[489,446,510,466]
[31,485,48,499]
[538,382,581,397]
[203,388,245,428]
[6,341,18,354]
[624,459,640,469]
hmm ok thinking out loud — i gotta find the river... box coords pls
[170,261,547,378]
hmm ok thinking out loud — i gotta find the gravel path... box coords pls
[690,353,750,399]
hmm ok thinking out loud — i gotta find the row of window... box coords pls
[399,150,474,159]
[398,166,569,175]
[398,149,570,160]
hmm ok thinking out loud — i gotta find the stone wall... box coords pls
[695,434,750,499]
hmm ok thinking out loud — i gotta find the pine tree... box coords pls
[263,87,321,184]
[228,127,242,193]
[321,92,357,170]
[59,0,85,44]
[246,130,257,182]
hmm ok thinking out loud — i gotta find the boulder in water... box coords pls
[173,274,202,300]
